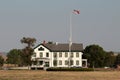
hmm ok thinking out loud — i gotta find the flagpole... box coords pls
[69,12,72,68]
[68,9,80,68]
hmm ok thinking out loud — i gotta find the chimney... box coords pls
[43,40,46,45]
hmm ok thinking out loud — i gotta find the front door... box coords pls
[39,61,43,66]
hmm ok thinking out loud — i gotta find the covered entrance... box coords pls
[82,59,87,68]
[31,58,50,70]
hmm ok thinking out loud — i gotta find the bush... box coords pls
[46,67,94,71]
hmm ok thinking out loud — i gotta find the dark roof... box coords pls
[35,43,83,52]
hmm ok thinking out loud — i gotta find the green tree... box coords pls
[20,37,36,66]
[115,54,120,66]
[104,51,116,67]
[0,56,4,68]
[84,44,106,68]
[6,49,22,66]
[48,41,53,44]
[21,37,36,48]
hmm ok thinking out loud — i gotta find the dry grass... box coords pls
[0,70,120,80]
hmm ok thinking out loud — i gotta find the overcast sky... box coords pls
[0,0,120,52]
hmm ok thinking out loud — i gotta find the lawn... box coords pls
[0,70,120,80]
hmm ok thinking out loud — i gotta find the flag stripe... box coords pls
[73,10,80,14]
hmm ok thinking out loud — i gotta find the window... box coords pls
[53,60,57,66]
[76,52,79,57]
[70,60,73,65]
[53,52,57,58]
[59,60,62,65]
[59,52,62,57]
[39,61,43,65]
[76,60,79,65]
[38,47,44,51]
[70,52,74,58]
[65,60,68,65]
[46,52,49,57]
[45,62,49,67]
[65,52,68,57]
[40,52,43,58]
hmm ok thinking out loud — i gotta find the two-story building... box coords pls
[31,43,87,69]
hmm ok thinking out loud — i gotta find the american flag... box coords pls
[73,10,80,14]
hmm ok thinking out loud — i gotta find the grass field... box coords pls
[0,70,120,80]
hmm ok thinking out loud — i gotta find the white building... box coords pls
[31,43,87,69]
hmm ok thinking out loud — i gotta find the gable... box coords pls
[34,45,50,53]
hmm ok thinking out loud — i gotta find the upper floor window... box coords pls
[65,52,68,57]
[53,52,57,58]
[46,52,49,57]
[70,52,74,58]
[59,52,62,57]
[76,52,79,57]
[38,47,44,51]
[40,52,43,58]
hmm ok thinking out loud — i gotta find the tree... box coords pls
[114,54,120,67]
[0,56,4,68]
[21,37,36,48]
[48,41,53,44]
[20,37,36,66]
[83,44,106,68]
[6,49,22,66]
[21,47,34,66]
[104,51,116,67]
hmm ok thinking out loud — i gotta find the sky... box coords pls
[0,0,120,52]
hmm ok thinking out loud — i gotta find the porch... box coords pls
[31,58,50,70]
[82,59,87,68]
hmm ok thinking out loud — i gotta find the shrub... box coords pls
[46,67,94,71]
